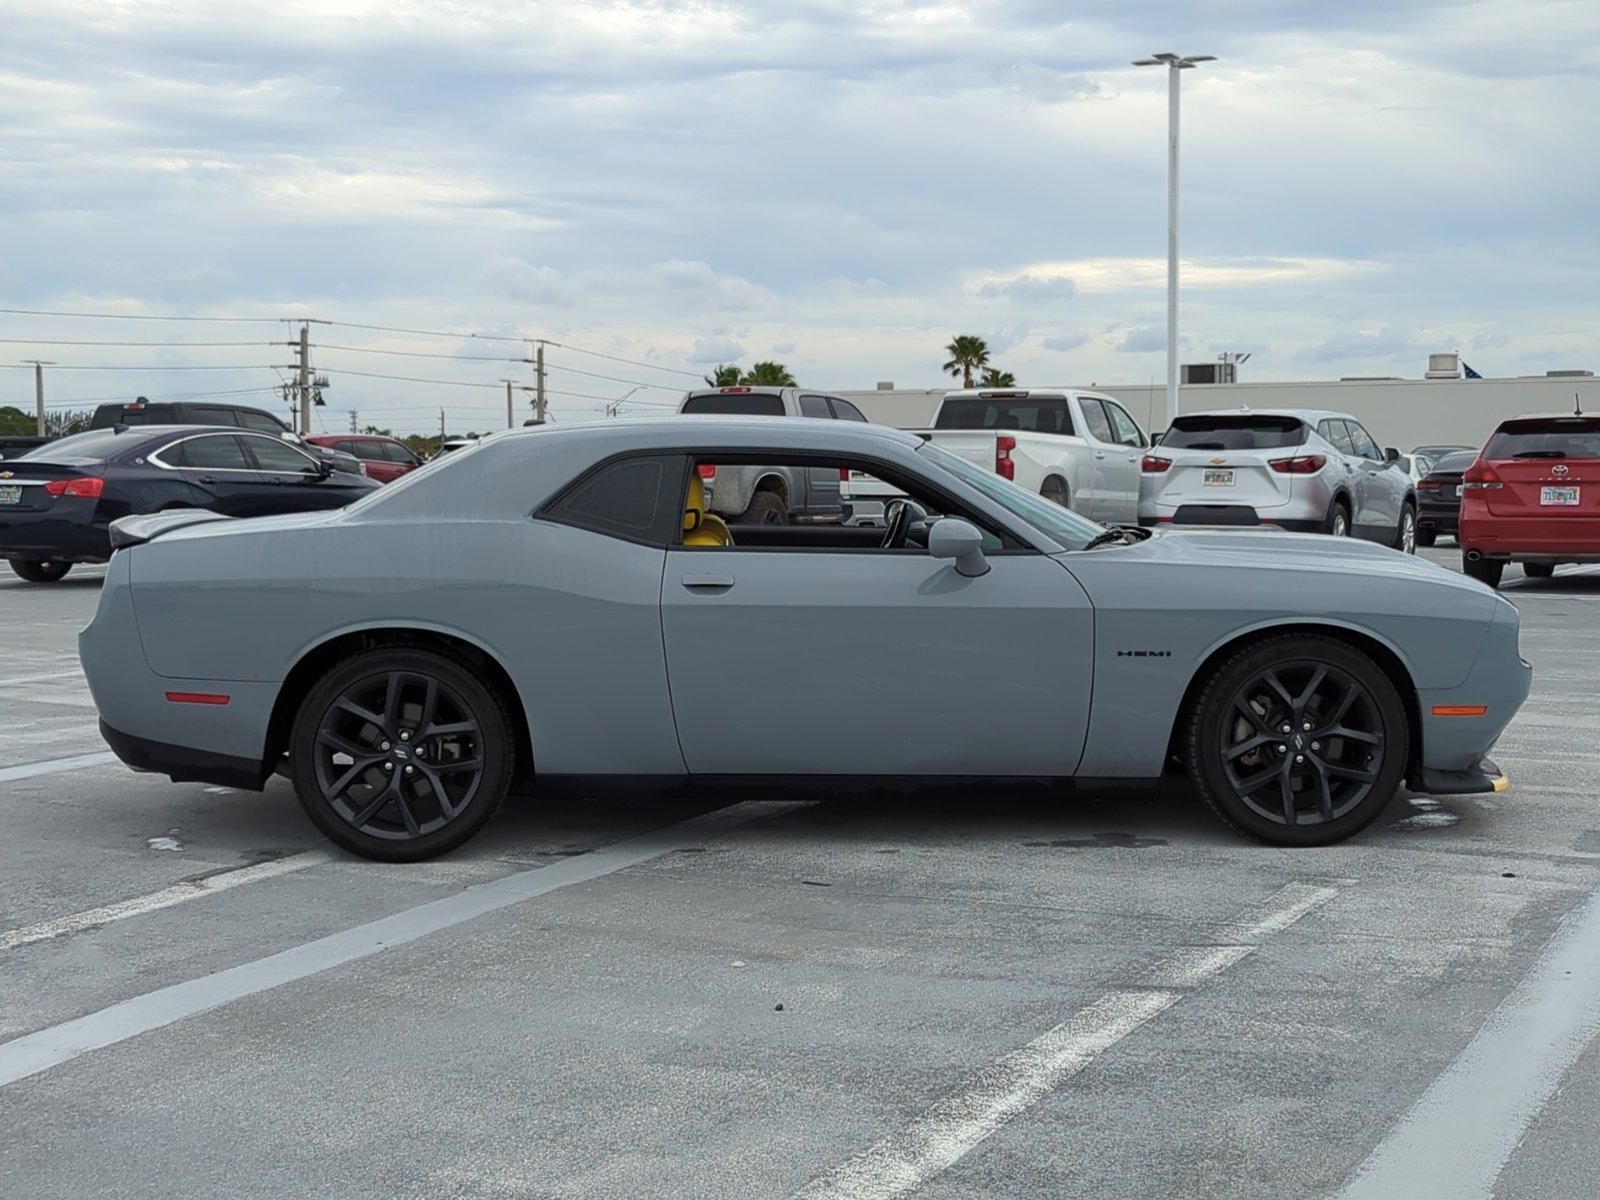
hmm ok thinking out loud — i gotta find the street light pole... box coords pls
[1133,52,1215,432]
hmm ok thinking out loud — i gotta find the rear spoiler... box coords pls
[110,509,232,550]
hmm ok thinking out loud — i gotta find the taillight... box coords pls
[838,468,850,481]
[1267,455,1327,474]
[43,476,105,498]
[995,434,1016,481]
[1462,462,1503,490]
[1417,478,1441,490]
[1141,454,1172,473]
[697,463,716,480]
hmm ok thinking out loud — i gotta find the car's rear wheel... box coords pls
[1184,634,1408,845]
[1397,503,1417,554]
[1325,499,1351,537]
[1416,526,1437,548]
[289,648,514,861]
[1523,562,1555,579]
[738,490,788,525]
[1041,476,1070,508]
[9,558,73,583]
[1463,555,1504,588]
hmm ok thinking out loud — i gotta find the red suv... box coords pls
[1459,413,1600,587]
[306,435,422,484]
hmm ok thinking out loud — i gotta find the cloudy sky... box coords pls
[2,0,1597,432]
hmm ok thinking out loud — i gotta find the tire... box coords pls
[1324,499,1351,537]
[1523,562,1555,579]
[289,648,515,861]
[1463,555,1504,588]
[1415,527,1437,548]
[1183,633,1408,846]
[737,490,788,525]
[1041,476,1070,508]
[1396,504,1417,554]
[9,558,73,583]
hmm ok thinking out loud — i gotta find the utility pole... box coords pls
[439,408,446,445]
[349,410,358,434]
[1133,52,1215,431]
[534,342,548,423]
[502,379,516,429]
[297,323,311,434]
[22,360,53,436]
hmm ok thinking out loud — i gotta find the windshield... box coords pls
[919,441,1103,551]
[1431,451,1479,474]
[1484,418,1600,459]
[935,396,1074,435]
[1163,415,1307,450]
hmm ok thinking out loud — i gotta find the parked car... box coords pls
[88,399,367,477]
[861,389,1149,523]
[81,417,1527,861]
[0,435,50,461]
[0,425,379,583]
[1459,414,1600,587]
[1139,409,1418,551]
[1415,450,1480,546]
[678,386,869,524]
[306,434,423,484]
[1410,443,1475,463]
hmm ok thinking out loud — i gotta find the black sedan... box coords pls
[0,425,380,583]
[1415,449,1480,546]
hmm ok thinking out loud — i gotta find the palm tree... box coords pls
[979,368,1016,387]
[741,361,797,386]
[943,335,990,388]
[703,364,742,387]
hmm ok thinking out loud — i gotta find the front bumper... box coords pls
[1414,757,1510,796]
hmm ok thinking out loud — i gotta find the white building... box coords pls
[839,355,1598,451]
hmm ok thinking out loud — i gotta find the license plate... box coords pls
[0,485,20,505]
[1541,486,1579,506]
[1452,485,1462,499]
[1202,469,1235,487]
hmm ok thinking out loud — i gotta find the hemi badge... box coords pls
[165,691,231,706]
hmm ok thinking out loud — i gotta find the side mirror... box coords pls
[315,458,334,479]
[1384,447,1400,462]
[927,517,990,577]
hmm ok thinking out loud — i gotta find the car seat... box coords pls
[683,474,732,547]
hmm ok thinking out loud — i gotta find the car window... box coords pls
[1166,415,1309,450]
[830,398,868,422]
[375,441,410,463]
[190,407,240,427]
[1484,417,1600,459]
[245,435,321,474]
[14,429,136,465]
[1318,420,1355,454]
[680,393,786,416]
[236,410,288,434]
[1079,400,1116,444]
[918,443,1103,551]
[166,434,252,470]
[96,402,177,427]
[1432,451,1480,473]
[935,396,1074,434]
[549,454,679,542]
[1103,400,1145,448]
[799,395,831,419]
[1345,421,1383,460]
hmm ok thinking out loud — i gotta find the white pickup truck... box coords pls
[845,389,1151,523]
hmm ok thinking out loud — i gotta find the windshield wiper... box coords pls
[1082,526,1137,551]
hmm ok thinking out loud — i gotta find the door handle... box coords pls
[1093,451,1106,460]
[681,573,735,590]
[198,475,218,485]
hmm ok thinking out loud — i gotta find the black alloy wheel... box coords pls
[290,649,513,860]
[9,558,73,583]
[1185,634,1407,845]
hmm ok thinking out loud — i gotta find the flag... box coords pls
[1462,362,1482,379]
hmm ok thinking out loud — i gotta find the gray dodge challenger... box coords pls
[80,417,1531,860]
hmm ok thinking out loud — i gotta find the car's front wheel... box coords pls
[1184,634,1408,845]
[289,648,514,861]
[9,558,73,583]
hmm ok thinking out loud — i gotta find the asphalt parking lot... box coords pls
[3,548,1599,1199]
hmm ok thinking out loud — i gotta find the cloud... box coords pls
[770,341,795,354]
[483,257,565,304]
[1115,325,1167,353]
[1472,331,1510,349]
[1041,332,1092,352]
[1293,326,1448,364]
[688,334,746,363]
[977,274,1077,302]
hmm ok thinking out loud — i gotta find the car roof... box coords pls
[495,415,922,451]
[940,388,1100,400]
[1184,407,1357,423]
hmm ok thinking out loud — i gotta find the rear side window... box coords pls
[237,409,289,434]
[935,397,1074,434]
[1165,415,1308,450]
[379,441,416,464]
[166,434,252,469]
[1484,418,1600,459]
[830,398,868,421]
[190,407,240,427]
[548,454,683,543]
[681,393,786,416]
[799,395,831,418]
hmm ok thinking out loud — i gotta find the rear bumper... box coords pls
[0,513,111,563]
[1140,507,1321,533]
[1461,513,1600,558]
[99,719,270,790]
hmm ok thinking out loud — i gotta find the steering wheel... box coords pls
[880,498,925,550]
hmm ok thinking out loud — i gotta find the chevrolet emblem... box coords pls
[1209,457,1226,466]
[0,470,12,479]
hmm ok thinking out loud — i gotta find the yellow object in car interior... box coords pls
[683,474,732,547]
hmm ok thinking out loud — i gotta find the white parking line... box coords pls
[0,852,331,953]
[0,750,117,784]
[0,799,803,1089]
[792,883,1338,1200]
[1332,879,1600,1200]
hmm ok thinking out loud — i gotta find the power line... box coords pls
[0,338,281,348]
[0,307,289,323]
[2,362,282,371]
[313,343,528,363]
[317,319,527,343]
[38,386,285,409]
[542,340,705,380]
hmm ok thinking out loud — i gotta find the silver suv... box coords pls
[1139,408,1418,551]
[677,387,869,524]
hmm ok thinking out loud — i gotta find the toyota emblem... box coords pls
[1552,463,1570,476]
